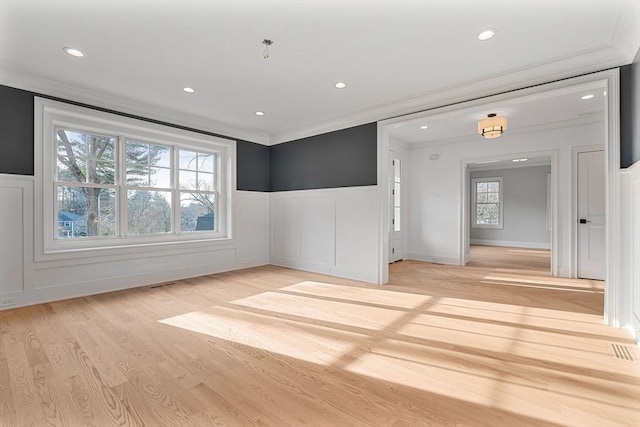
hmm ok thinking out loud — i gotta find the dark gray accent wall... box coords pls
[237,140,270,192]
[621,53,640,168]
[0,84,270,191]
[0,85,35,175]
[269,123,377,191]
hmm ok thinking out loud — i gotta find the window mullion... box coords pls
[173,146,180,234]
[118,135,126,237]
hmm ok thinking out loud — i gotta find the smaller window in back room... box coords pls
[472,177,503,229]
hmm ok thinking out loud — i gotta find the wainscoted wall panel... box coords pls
[0,182,270,309]
[334,192,378,283]
[300,197,335,266]
[271,198,302,260]
[235,191,270,263]
[270,186,378,283]
[0,175,32,296]
[619,161,640,340]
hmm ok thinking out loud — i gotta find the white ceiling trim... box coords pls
[0,43,627,147]
[269,45,626,145]
[0,63,270,145]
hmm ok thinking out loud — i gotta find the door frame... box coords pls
[460,150,559,276]
[376,68,621,327]
[572,145,606,279]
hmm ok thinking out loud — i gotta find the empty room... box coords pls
[1,1,639,426]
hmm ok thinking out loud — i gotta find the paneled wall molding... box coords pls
[0,174,34,306]
[618,160,640,342]
[0,180,270,310]
[270,186,378,283]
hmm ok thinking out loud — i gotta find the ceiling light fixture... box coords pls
[255,111,265,116]
[420,125,429,129]
[512,158,529,163]
[335,82,346,89]
[581,94,594,100]
[63,47,84,57]
[478,113,507,139]
[262,39,273,59]
[183,87,195,93]
[478,29,496,41]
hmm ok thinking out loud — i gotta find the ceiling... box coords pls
[1,0,638,145]
[387,79,608,146]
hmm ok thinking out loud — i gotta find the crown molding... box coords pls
[269,45,626,145]
[406,113,604,151]
[0,63,270,145]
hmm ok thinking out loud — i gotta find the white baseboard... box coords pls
[270,256,377,284]
[405,252,461,266]
[470,239,551,250]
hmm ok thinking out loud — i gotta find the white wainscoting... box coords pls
[619,162,640,342]
[0,176,270,310]
[270,186,379,283]
[0,175,34,303]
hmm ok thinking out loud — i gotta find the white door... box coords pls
[389,153,402,262]
[577,150,605,280]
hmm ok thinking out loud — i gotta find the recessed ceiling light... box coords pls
[478,29,496,41]
[512,158,529,163]
[420,125,429,130]
[63,47,84,57]
[335,82,347,89]
[183,87,195,93]
[255,111,265,116]
[603,91,607,96]
[581,94,594,100]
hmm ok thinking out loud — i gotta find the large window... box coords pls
[37,98,235,258]
[472,177,503,228]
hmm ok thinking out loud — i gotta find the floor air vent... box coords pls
[611,344,636,361]
[149,282,176,289]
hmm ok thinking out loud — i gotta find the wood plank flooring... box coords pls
[1,245,638,426]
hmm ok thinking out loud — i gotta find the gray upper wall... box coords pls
[620,50,640,168]
[0,85,271,191]
[269,123,377,192]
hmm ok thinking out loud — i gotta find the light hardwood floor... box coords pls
[1,246,638,426]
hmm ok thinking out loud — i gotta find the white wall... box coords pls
[618,161,640,341]
[470,165,551,249]
[270,186,379,283]
[406,122,604,275]
[0,175,270,309]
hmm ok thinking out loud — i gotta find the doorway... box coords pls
[462,153,556,275]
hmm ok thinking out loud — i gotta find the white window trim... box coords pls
[35,97,236,262]
[471,177,504,229]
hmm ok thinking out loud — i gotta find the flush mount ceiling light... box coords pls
[335,82,346,89]
[581,94,594,100]
[63,47,84,57]
[512,158,529,162]
[255,111,265,116]
[478,29,496,41]
[262,39,273,59]
[420,125,429,129]
[183,87,195,93]
[478,113,507,139]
